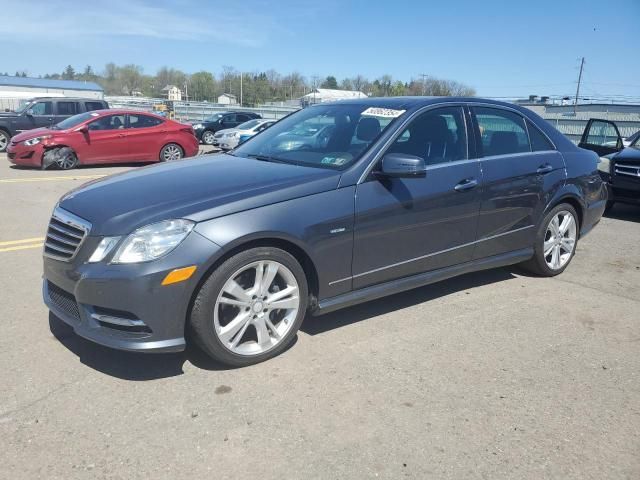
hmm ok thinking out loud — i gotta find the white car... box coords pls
[216,119,275,150]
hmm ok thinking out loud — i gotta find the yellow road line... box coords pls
[0,243,43,253]
[0,174,105,184]
[0,237,44,247]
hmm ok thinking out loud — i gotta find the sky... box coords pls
[2,0,639,101]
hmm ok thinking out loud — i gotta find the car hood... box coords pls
[11,127,54,142]
[58,154,342,235]
[613,146,640,163]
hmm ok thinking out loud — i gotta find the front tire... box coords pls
[521,203,579,276]
[0,130,10,153]
[43,147,78,170]
[190,247,308,367]
[201,130,215,146]
[160,143,183,162]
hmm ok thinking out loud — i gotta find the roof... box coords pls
[0,75,103,92]
[219,93,237,98]
[303,88,367,100]
[162,85,180,91]
[318,96,526,110]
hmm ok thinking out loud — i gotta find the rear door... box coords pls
[53,100,80,124]
[470,105,565,259]
[578,119,623,157]
[126,114,165,160]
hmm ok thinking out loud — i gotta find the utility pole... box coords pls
[420,73,428,96]
[240,72,243,106]
[574,57,585,115]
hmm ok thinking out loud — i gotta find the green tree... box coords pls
[321,75,338,89]
[189,71,217,102]
[62,65,75,80]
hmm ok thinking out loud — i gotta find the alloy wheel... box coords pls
[56,150,77,170]
[0,132,8,152]
[214,260,300,356]
[543,210,577,270]
[202,131,215,145]
[162,144,182,161]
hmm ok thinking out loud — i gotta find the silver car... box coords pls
[217,119,275,150]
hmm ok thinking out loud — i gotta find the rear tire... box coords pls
[160,143,183,162]
[0,130,10,153]
[190,247,308,367]
[201,130,215,145]
[521,203,579,277]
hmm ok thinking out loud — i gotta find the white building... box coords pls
[0,75,103,110]
[301,88,367,106]
[217,93,237,105]
[162,85,182,101]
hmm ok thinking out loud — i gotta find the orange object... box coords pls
[161,266,197,286]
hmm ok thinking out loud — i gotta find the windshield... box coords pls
[233,104,406,170]
[53,112,95,130]
[630,131,640,147]
[237,119,261,130]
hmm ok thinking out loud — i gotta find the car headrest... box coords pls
[489,131,518,156]
[356,117,381,142]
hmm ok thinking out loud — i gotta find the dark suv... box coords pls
[191,111,261,145]
[0,97,108,152]
[43,98,606,367]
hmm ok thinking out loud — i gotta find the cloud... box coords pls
[0,0,279,47]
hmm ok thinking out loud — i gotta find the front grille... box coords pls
[214,132,224,138]
[47,281,80,322]
[614,163,640,178]
[44,207,91,261]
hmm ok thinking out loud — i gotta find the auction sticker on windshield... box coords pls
[361,107,406,118]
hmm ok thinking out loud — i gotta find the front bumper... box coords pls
[6,142,42,167]
[43,230,221,353]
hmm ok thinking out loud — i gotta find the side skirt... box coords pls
[313,248,533,316]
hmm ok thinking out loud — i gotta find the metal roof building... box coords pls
[0,75,104,101]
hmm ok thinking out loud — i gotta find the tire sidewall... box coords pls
[160,143,183,162]
[0,130,9,153]
[191,247,309,367]
[202,130,215,145]
[532,203,579,276]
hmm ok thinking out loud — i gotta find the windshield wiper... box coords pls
[245,153,291,164]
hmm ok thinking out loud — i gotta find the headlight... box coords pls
[111,219,194,264]
[192,124,204,129]
[597,157,611,174]
[24,135,50,146]
[230,132,240,138]
[88,236,120,263]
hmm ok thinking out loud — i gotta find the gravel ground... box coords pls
[0,152,638,479]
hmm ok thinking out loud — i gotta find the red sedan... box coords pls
[7,109,199,169]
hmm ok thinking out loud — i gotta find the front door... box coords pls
[470,106,565,259]
[76,114,128,163]
[352,106,481,290]
[22,100,54,132]
[578,119,623,157]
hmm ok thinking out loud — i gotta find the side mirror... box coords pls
[26,109,34,116]
[75,125,89,134]
[377,153,426,178]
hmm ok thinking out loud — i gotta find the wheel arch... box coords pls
[545,187,585,231]
[185,235,320,335]
[42,144,78,168]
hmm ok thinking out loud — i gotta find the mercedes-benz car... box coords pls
[43,97,606,367]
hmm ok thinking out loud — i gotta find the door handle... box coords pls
[537,164,553,174]
[454,178,479,192]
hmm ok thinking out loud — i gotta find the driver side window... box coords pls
[30,102,52,115]
[88,115,126,131]
[387,107,468,165]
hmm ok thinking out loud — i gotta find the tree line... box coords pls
[8,64,476,105]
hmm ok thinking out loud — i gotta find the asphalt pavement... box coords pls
[0,152,638,479]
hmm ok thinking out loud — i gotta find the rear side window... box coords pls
[57,102,78,115]
[88,114,125,131]
[128,114,163,129]
[526,120,554,151]
[85,101,104,112]
[474,107,529,156]
[236,114,251,122]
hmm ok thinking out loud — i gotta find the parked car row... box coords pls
[191,111,262,145]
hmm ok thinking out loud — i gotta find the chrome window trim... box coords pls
[328,224,534,286]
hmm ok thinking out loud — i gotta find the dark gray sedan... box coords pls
[43,97,607,366]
